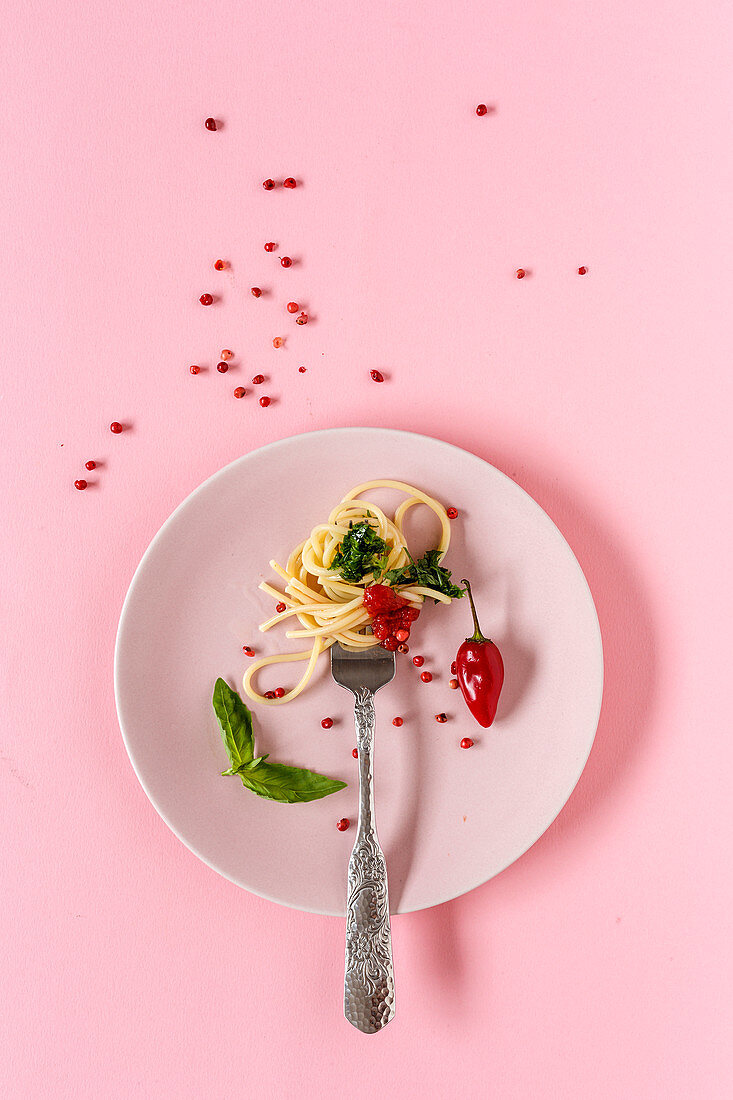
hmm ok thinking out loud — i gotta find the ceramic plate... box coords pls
[114,428,603,914]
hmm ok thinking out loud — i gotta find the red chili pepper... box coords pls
[455,579,504,727]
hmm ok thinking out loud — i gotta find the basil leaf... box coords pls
[247,754,270,770]
[239,760,347,804]
[213,678,255,772]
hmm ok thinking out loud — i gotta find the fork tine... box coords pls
[330,642,396,695]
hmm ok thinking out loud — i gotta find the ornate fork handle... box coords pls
[343,688,395,1033]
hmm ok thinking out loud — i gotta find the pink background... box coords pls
[2,0,731,1096]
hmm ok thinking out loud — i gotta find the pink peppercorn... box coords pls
[337,818,350,831]
[200,293,214,305]
[110,422,123,434]
[321,717,333,729]
[74,479,87,491]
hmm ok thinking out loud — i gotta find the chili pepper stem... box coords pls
[461,578,487,642]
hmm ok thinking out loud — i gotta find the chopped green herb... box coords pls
[385,549,466,601]
[331,520,390,583]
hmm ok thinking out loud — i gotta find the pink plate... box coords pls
[114,428,603,914]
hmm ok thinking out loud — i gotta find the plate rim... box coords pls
[114,426,604,915]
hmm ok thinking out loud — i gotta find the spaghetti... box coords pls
[243,480,456,705]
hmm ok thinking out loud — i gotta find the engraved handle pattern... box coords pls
[344,688,395,1033]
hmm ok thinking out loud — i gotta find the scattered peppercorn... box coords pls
[204,118,217,131]
[272,338,283,348]
[476,104,488,116]
[264,690,276,700]
[397,643,409,654]
[214,259,226,270]
[242,646,255,656]
[287,302,299,313]
[578,266,588,275]
[217,362,228,373]
[435,713,448,723]
[199,293,214,305]
[392,717,403,727]
[371,370,384,383]
[74,479,87,491]
[189,365,201,375]
[447,507,458,519]
[449,678,459,690]
[298,366,307,373]
[110,422,123,433]
[274,687,285,699]
[280,256,292,268]
[283,177,297,188]
[413,655,424,667]
[259,395,271,407]
[352,748,358,758]
[420,671,432,683]
[337,818,350,831]
[262,179,275,190]
[220,349,233,360]
[460,738,474,749]
[252,374,265,384]
[295,312,308,325]
[84,461,96,471]
[321,717,333,729]
[275,601,286,612]
[515,269,526,280]
[251,287,262,297]
[451,661,457,675]
[264,242,277,252]
[234,387,246,398]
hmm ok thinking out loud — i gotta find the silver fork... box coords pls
[331,641,396,1034]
